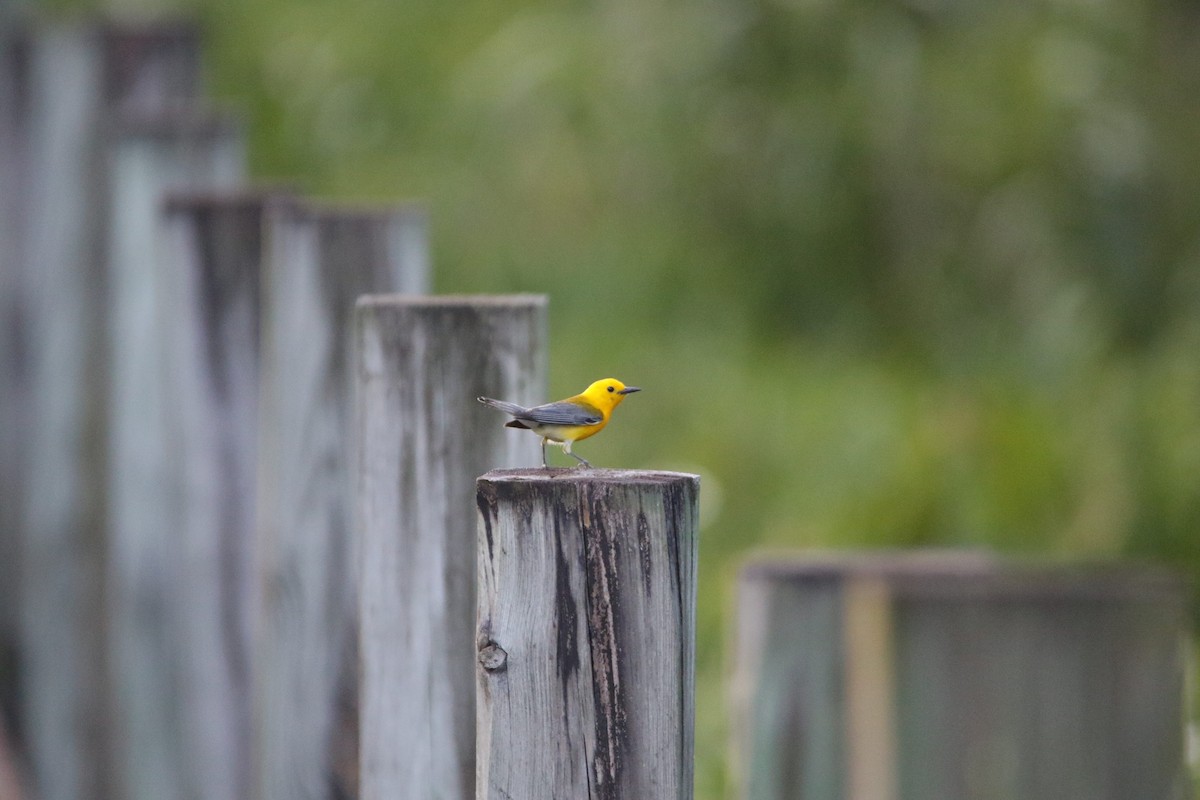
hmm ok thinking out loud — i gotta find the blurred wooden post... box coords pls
[731,553,1192,800]
[104,114,244,800]
[101,22,203,114]
[254,205,430,800]
[0,21,30,739]
[12,27,113,799]
[357,296,546,800]
[12,21,203,800]
[475,470,700,800]
[160,192,294,800]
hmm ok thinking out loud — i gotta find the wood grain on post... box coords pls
[475,469,700,800]
[11,21,203,800]
[160,192,294,800]
[254,204,429,800]
[732,553,1191,800]
[357,296,546,800]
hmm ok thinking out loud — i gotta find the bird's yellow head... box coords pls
[581,378,641,412]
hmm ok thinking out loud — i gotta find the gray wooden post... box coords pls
[14,28,115,799]
[12,21,203,800]
[101,22,203,115]
[0,20,30,716]
[160,192,295,800]
[731,553,1192,800]
[105,114,244,800]
[0,17,24,786]
[357,296,547,800]
[254,204,430,800]
[475,470,700,800]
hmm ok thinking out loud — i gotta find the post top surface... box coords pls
[163,185,300,213]
[479,468,699,486]
[357,294,548,310]
[7,14,198,40]
[114,106,244,138]
[741,549,1189,600]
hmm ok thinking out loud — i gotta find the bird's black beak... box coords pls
[618,386,641,395]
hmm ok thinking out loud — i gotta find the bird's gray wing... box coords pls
[520,400,602,426]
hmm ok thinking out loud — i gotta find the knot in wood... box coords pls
[478,641,508,672]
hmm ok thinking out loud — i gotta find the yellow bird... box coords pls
[478,378,641,467]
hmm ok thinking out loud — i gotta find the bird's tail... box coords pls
[477,396,528,416]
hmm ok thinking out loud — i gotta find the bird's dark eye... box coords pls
[608,385,615,392]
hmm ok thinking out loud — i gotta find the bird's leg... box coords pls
[564,441,591,468]
[540,438,548,468]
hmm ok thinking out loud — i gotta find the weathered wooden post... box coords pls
[0,20,29,729]
[253,204,430,800]
[357,296,547,800]
[731,553,1191,800]
[475,469,700,800]
[11,21,204,800]
[101,22,203,114]
[103,111,245,800]
[12,31,114,796]
[159,192,297,800]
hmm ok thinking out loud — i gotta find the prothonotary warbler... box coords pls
[477,378,641,468]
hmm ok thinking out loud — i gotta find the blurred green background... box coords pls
[43,0,1200,794]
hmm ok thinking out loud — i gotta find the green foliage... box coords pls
[48,0,1200,794]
